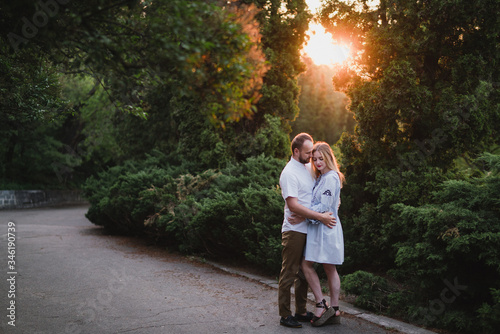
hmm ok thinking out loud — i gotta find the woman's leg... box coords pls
[300,257,324,317]
[323,263,341,316]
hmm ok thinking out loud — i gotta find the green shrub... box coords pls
[390,153,500,333]
[83,165,175,235]
[83,152,287,274]
[342,271,393,312]
[82,151,178,234]
[151,155,287,273]
[478,288,500,333]
[338,153,500,333]
[186,185,283,272]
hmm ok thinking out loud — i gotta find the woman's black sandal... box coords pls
[311,299,336,327]
[325,306,341,325]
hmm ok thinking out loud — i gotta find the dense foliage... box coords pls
[1,0,309,186]
[2,0,269,123]
[342,154,500,333]
[319,0,500,332]
[392,154,500,332]
[82,152,286,273]
[0,48,75,188]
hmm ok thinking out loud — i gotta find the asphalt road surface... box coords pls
[0,206,401,334]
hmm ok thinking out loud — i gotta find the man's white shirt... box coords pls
[279,157,315,234]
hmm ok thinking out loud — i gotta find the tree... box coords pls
[317,0,500,331]
[1,0,269,126]
[88,0,313,165]
[1,0,291,186]
[319,0,500,264]
[217,0,312,160]
[322,0,500,166]
[0,47,74,187]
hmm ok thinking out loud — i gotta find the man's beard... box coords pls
[298,156,310,164]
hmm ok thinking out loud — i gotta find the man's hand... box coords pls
[286,197,337,228]
[319,212,336,229]
[288,213,305,225]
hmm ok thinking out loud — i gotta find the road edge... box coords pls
[203,259,437,334]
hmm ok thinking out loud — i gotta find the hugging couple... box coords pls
[278,133,345,328]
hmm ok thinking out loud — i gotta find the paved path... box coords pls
[0,206,427,334]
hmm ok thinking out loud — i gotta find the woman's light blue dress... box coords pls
[304,170,344,265]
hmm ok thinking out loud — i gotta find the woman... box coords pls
[290,142,345,327]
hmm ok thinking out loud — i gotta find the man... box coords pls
[278,133,336,328]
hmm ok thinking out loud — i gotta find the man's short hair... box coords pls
[291,133,313,153]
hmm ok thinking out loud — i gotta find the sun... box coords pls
[302,0,351,66]
[302,22,351,66]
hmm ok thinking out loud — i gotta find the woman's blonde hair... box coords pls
[311,142,345,186]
